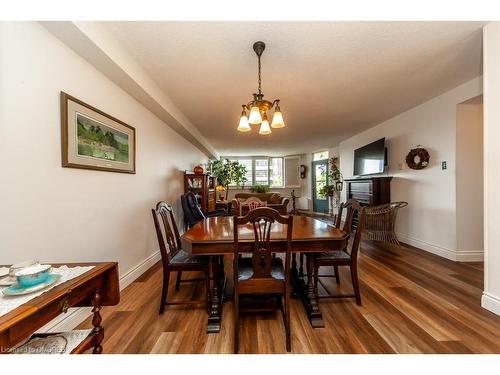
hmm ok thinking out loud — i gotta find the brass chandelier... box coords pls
[237,41,285,135]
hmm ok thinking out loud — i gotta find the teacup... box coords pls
[15,264,52,288]
[9,260,39,278]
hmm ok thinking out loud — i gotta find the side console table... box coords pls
[0,262,119,354]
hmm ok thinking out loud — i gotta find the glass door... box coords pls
[312,159,329,214]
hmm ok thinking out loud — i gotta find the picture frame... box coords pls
[60,92,136,174]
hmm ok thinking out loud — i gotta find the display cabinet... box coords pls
[184,172,215,213]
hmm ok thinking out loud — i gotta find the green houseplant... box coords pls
[209,159,248,200]
[318,157,343,197]
[251,184,270,193]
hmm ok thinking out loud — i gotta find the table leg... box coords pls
[91,289,104,354]
[207,255,225,333]
[290,254,324,328]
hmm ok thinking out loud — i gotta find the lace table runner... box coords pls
[0,265,94,317]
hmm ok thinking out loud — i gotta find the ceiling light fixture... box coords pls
[237,41,285,135]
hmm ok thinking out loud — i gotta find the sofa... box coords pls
[231,192,289,215]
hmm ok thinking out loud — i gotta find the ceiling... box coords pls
[102,21,485,156]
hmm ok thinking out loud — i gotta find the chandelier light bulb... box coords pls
[237,105,251,132]
[237,114,251,132]
[248,106,263,124]
[271,106,285,128]
[259,114,272,135]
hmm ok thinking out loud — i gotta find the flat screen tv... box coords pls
[353,138,386,176]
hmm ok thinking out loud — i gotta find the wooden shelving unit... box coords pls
[184,172,215,213]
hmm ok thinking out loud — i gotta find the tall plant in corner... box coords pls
[210,159,247,200]
[318,157,343,213]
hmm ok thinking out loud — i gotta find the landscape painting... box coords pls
[61,92,136,173]
[76,113,129,163]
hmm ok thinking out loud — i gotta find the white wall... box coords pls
[339,77,482,261]
[0,23,207,276]
[482,22,500,316]
[456,97,483,257]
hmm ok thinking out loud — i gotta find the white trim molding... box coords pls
[455,250,484,262]
[396,232,457,261]
[40,251,161,333]
[481,292,500,316]
[396,233,483,262]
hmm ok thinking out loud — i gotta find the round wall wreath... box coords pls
[405,147,430,170]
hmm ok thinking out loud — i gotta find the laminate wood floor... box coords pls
[78,241,500,353]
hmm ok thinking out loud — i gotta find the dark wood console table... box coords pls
[0,262,119,354]
[345,176,392,206]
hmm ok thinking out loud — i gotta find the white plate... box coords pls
[0,275,16,286]
[0,267,8,278]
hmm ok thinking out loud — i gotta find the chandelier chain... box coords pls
[258,54,262,95]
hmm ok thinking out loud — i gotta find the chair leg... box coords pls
[350,263,361,306]
[205,267,211,313]
[299,253,304,277]
[285,289,291,352]
[313,263,319,295]
[234,293,239,354]
[159,269,170,315]
[175,271,182,291]
[334,266,340,284]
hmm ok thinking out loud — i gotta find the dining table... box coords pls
[181,215,349,333]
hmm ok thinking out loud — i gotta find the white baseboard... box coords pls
[455,250,484,262]
[40,251,161,333]
[481,292,500,316]
[396,232,457,261]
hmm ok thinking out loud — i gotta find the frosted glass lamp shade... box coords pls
[271,110,285,128]
[259,118,272,135]
[237,114,251,132]
[248,106,263,124]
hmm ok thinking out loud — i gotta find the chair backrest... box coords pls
[233,207,293,282]
[335,198,362,234]
[181,191,206,228]
[347,203,366,262]
[246,197,267,211]
[152,202,182,265]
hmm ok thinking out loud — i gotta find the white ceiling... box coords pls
[102,21,485,156]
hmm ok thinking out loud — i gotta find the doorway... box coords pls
[312,159,328,214]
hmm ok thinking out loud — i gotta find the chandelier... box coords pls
[237,41,285,135]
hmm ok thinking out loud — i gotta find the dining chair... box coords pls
[181,191,226,229]
[152,201,211,315]
[312,199,365,305]
[233,207,293,353]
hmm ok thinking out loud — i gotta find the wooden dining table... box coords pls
[181,215,349,333]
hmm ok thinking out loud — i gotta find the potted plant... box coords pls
[318,157,344,215]
[251,184,270,193]
[210,159,247,200]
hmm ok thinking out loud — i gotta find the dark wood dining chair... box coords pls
[312,199,365,305]
[233,207,293,353]
[152,201,211,315]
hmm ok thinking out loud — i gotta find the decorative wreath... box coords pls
[405,147,430,170]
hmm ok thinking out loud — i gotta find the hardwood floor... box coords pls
[78,241,500,353]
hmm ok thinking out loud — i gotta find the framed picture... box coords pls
[61,92,136,174]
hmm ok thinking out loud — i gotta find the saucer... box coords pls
[2,274,62,296]
[0,276,17,286]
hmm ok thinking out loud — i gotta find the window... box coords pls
[225,156,286,187]
[313,150,329,161]
[229,158,252,186]
[270,157,283,187]
[254,159,269,185]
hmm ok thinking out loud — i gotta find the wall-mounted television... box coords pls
[353,138,386,176]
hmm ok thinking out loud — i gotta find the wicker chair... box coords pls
[363,201,408,246]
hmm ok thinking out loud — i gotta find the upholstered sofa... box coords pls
[231,192,289,215]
